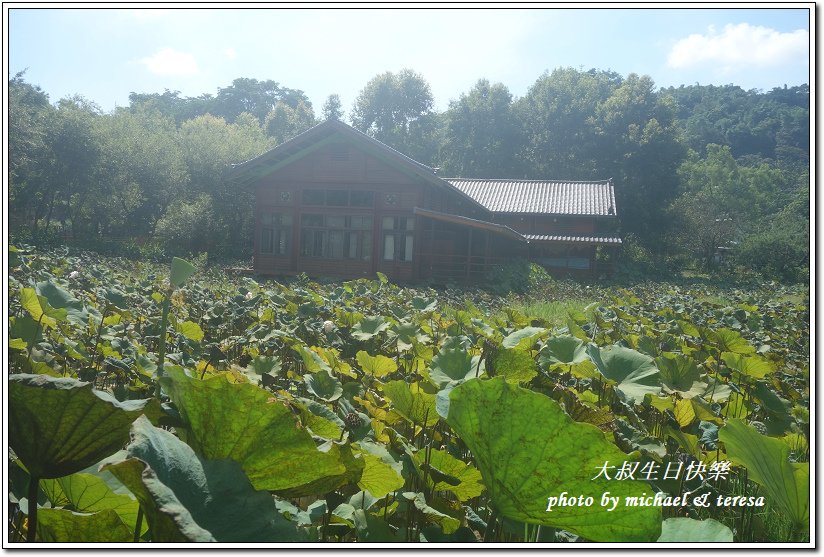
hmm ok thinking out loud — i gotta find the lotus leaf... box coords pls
[445,378,662,542]
[160,367,347,494]
[9,374,161,479]
[101,416,302,542]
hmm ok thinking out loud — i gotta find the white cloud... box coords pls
[667,23,808,70]
[224,47,237,60]
[139,48,199,76]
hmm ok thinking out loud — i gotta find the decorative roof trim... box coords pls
[412,207,528,243]
[524,234,623,245]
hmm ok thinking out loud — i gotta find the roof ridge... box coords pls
[444,178,612,184]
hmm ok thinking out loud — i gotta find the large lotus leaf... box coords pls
[657,517,733,542]
[708,328,756,355]
[494,348,538,385]
[721,352,775,380]
[356,451,405,498]
[719,419,809,529]
[502,326,547,350]
[356,350,398,378]
[20,287,64,328]
[413,448,485,502]
[40,472,143,536]
[402,492,461,534]
[175,320,204,343]
[352,315,390,341]
[101,416,303,542]
[298,345,332,373]
[9,374,161,479]
[586,345,662,404]
[35,280,89,326]
[430,346,483,388]
[540,335,589,367]
[446,378,662,541]
[36,508,133,542]
[381,380,439,427]
[295,397,345,439]
[170,257,197,287]
[304,369,343,402]
[275,441,365,499]
[613,418,666,459]
[160,367,346,494]
[655,353,704,396]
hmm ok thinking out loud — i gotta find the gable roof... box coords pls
[446,179,616,216]
[227,120,617,218]
[225,119,483,202]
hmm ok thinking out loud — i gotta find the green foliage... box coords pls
[6,243,810,543]
[159,367,347,494]
[101,416,303,542]
[9,374,160,479]
[657,518,733,542]
[719,419,809,531]
[445,378,662,541]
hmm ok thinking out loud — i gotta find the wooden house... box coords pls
[227,119,621,283]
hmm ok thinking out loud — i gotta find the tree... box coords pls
[669,144,788,270]
[92,107,189,236]
[322,94,344,121]
[8,72,53,230]
[128,89,214,125]
[44,96,103,236]
[175,112,271,251]
[211,78,311,125]
[515,68,621,180]
[440,79,520,177]
[264,100,316,144]
[735,183,809,282]
[350,69,437,162]
[593,74,686,245]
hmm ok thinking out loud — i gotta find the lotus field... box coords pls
[7,246,810,543]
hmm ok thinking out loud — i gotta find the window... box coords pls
[382,216,414,262]
[301,189,374,208]
[326,190,349,207]
[302,190,326,206]
[259,213,292,256]
[350,191,374,207]
[300,214,373,260]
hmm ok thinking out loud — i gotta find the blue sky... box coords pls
[7,6,811,116]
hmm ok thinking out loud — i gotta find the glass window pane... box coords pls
[302,189,325,205]
[261,227,273,254]
[326,190,348,206]
[326,215,345,228]
[362,234,372,260]
[313,230,325,256]
[276,230,291,255]
[350,191,374,207]
[301,214,324,227]
[280,213,293,226]
[383,234,395,260]
[404,217,415,231]
[345,232,358,259]
[404,235,414,261]
[300,231,311,256]
[327,231,344,259]
[382,216,395,230]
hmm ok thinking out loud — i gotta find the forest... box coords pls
[8,68,810,282]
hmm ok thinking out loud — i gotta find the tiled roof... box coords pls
[525,234,623,245]
[445,179,616,216]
